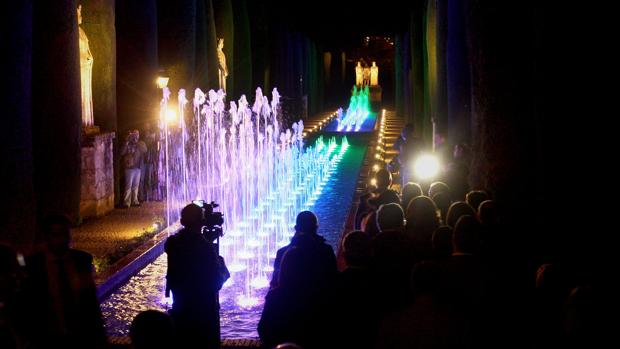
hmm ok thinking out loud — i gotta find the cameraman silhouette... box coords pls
[164,204,230,348]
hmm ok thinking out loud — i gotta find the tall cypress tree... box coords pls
[205,0,219,90]
[157,0,196,92]
[233,0,252,99]
[446,0,471,145]
[410,3,426,135]
[214,0,234,97]
[2,0,36,248]
[32,0,83,224]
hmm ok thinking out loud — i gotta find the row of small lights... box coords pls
[370,109,387,186]
[302,111,338,138]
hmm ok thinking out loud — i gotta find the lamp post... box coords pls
[156,76,169,89]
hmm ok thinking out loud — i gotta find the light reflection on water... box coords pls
[101,254,266,338]
[100,143,366,338]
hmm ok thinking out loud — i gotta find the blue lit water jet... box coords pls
[158,87,350,307]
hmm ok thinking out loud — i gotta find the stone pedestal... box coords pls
[370,85,382,103]
[80,131,115,218]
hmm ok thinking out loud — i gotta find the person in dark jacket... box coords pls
[259,246,334,349]
[270,211,337,289]
[164,204,229,349]
[23,214,106,349]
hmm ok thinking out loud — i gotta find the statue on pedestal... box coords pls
[363,65,370,87]
[370,61,379,86]
[355,61,363,86]
[217,38,228,92]
[78,4,94,128]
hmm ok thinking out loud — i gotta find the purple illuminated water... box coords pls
[101,87,368,338]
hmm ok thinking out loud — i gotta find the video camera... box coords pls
[192,200,224,241]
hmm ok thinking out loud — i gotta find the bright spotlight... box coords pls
[413,154,440,180]
[372,164,380,172]
[165,109,177,124]
[370,178,377,186]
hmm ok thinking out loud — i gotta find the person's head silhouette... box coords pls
[294,211,318,235]
[130,310,176,349]
[43,214,73,257]
[180,204,203,232]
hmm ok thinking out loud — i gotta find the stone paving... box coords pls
[72,201,165,262]
[70,111,339,275]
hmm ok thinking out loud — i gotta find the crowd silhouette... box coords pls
[0,134,600,349]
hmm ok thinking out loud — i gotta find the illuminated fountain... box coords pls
[336,85,371,132]
[158,87,349,307]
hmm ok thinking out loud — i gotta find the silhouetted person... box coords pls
[360,170,400,237]
[444,143,470,201]
[355,169,399,230]
[377,261,459,349]
[478,200,498,227]
[532,264,570,349]
[445,201,476,229]
[372,203,413,313]
[130,310,176,349]
[466,190,490,212]
[369,169,401,209]
[23,214,106,348]
[270,211,337,289]
[428,181,450,199]
[140,122,161,202]
[441,215,485,347]
[432,192,451,224]
[259,247,333,349]
[335,231,377,348]
[432,226,454,261]
[164,204,229,349]
[393,123,414,151]
[376,203,406,233]
[405,196,440,263]
[477,200,501,262]
[564,286,602,349]
[1,244,26,348]
[401,182,423,211]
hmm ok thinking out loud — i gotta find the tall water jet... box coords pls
[158,87,350,307]
[336,85,371,132]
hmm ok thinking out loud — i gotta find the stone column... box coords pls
[80,133,115,218]
[32,0,83,225]
[116,0,158,203]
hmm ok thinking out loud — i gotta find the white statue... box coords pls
[370,61,379,86]
[78,4,94,128]
[355,61,363,86]
[363,66,370,87]
[217,38,228,92]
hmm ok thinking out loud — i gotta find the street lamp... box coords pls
[156,76,169,89]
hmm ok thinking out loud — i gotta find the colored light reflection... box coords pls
[336,86,371,132]
[159,86,350,308]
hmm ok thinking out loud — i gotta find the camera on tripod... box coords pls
[192,199,224,241]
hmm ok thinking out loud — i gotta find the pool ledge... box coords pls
[95,222,181,300]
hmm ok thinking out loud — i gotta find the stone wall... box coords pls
[81,132,115,218]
